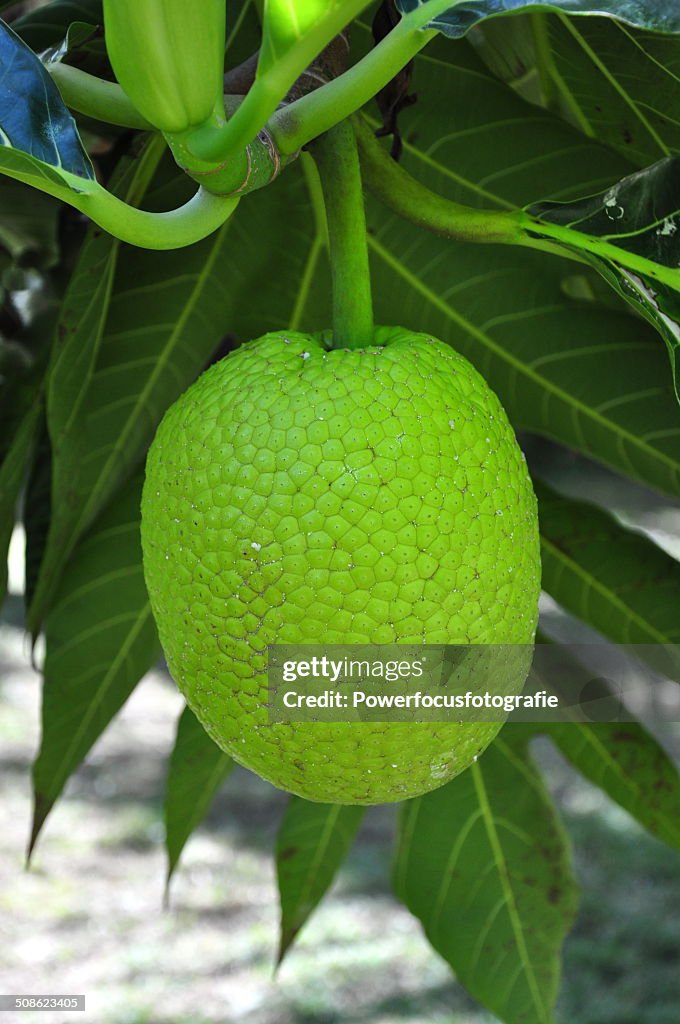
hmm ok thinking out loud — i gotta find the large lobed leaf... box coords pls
[473,13,680,166]
[394,732,578,1024]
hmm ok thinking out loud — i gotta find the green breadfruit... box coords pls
[141,327,541,803]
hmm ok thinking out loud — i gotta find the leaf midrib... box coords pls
[540,533,669,644]
[560,14,670,159]
[471,759,549,1023]
[283,804,343,928]
[41,603,153,805]
[168,749,232,872]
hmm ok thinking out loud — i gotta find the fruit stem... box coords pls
[311,120,374,351]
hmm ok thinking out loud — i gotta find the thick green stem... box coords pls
[517,212,680,289]
[312,121,373,351]
[271,21,435,156]
[187,0,370,164]
[0,161,239,250]
[48,63,153,130]
[354,117,551,249]
[356,118,587,264]
[356,118,680,289]
[71,185,239,249]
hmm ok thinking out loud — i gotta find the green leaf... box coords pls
[364,38,680,498]
[529,158,680,397]
[0,404,40,606]
[396,0,680,37]
[535,478,680,646]
[0,17,93,178]
[545,721,680,850]
[27,140,165,631]
[544,14,680,166]
[368,32,634,210]
[369,223,680,498]
[29,157,330,630]
[164,705,233,888]
[29,471,159,858]
[277,798,365,963]
[394,734,578,1024]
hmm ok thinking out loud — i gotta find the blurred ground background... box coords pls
[2,456,680,1024]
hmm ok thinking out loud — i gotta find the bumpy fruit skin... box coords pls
[141,328,540,803]
[103,0,226,134]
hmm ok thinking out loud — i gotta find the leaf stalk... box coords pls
[312,121,374,351]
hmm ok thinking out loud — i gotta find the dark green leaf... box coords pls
[277,799,365,963]
[394,734,578,1024]
[546,721,680,850]
[369,222,680,498]
[529,158,680,397]
[0,403,40,606]
[164,705,233,888]
[27,142,160,631]
[535,478,680,645]
[0,18,93,178]
[397,0,680,37]
[29,471,159,858]
[377,32,634,210]
[545,15,680,165]
[365,38,680,498]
